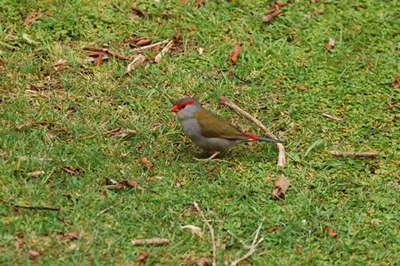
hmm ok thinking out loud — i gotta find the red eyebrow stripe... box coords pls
[175,100,194,108]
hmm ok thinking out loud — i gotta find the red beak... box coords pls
[170,105,179,113]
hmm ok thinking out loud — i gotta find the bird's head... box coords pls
[170,97,201,119]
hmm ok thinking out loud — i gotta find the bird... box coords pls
[170,96,281,160]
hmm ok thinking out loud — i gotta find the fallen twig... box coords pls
[220,96,288,199]
[154,40,174,63]
[83,47,128,60]
[131,238,170,246]
[13,204,60,211]
[329,150,379,158]
[220,96,286,168]
[322,113,341,121]
[193,202,217,266]
[131,39,170,53]
[230,222,264,266]
[125,54,146,75]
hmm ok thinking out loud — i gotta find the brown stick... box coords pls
[130,39,170,53]
[329,150,379,158]
[13,204,60,211]
[154,40,174,63]
[131,238,170,246]
[230,222,264,266]
[220,96,286,168]
[124,54,146,75]
[193,202,217,266]
[83,47,129,60]
[322,113,341,121]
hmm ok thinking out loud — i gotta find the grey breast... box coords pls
[180,118,235,152]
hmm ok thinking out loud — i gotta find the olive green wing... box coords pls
[194,108,243,139]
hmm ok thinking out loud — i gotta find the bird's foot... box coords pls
[194,151,221,162]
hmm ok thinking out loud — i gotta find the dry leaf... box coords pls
[104,178,140,190]
[207,166,217,173]
[67,242,78,250]
[28,250,41,259]
[125,54,146,75]
[271,174,289,200]
[323,224,337,238]
[135,250,150,264]
[131,7,148,17]
[262,1,285,23]
[262,8,282,22]
[52,59,67,71]
[104,178,124,190]
[15,236,24,250]
[57,231,80,241]
[313,7,324,15]
[228,42,241,64]
[27,170,45,177]
[106,127,135,138]
[85,52,109,65]
[140,156,154,169]
[322,113,340,121]
[136,38,151,46]
[195,0,205,7]
[175,178,184,188]
[197,257,211,266]
[181,225,203,238]
[151,44,161,53]
[83,47,128,61]
[392,76,400,89]
[62,166,81,175]
[273,1,287,8]
[324,37,336,50]
[265,226,280,233]
[23,10,40,26]
[172,31,182,50]
[197,47,204,55]
[123,36,152,47]
[124,179,139,188]
[370,219,382,225]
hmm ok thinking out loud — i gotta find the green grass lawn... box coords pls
[1,0,399,265]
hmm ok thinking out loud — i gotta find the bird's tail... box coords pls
[256,136,282,143]
[242,132,282,143]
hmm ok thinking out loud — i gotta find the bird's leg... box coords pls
[194,151,221,162]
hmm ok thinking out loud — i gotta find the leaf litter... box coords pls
[104,177,140,190]
[324,37,336,50]
[181,224,204,238]
[135,250,150,264]
[228,42,241,65]
[262,1,286,23]
[23,10,41,27]
[140,156,154,169]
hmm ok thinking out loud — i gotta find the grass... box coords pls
[1,0,399,265]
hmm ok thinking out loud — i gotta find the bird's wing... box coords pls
[194,108,243,139]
